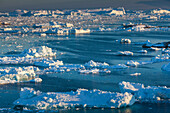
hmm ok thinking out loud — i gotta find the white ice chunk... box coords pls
[119,81,170,103]
[116,51,133,56]
[125,60,140,67]
[34,59,63,67]
[0,66,39,84]
[137,50,147,53]
[13,88,136,109]
[78,68,111,74]
[130,73,141,76]
[116,39,131,44]
[85,60,109,68]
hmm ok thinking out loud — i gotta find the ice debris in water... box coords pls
[0,66,41,84]
[34,59,63,67]
[137,50,147,53]
[21,46,56,57]
[13,87,136,109]
[78,68,111,74]
[119,81,170,103]
[162,49,170,54]
[116,51,133,56]
[0,46,56,65]
[116,38,131,44]
[161,62,170,72]
[151,54,170,63]
[84,60,109,68]
[148,47,162,51]
[130,73,141,76]
[125,60,140,67]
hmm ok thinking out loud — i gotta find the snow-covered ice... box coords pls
[116,51,133,56]
[13,87,136,109]
[119,81,170,103]
[0,66,40,84]
[84,60,109,68]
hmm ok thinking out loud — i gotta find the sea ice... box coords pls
[0,66,40,84]
[78,68,111,74]
[116,39,131,44]
[119,81,170,103]
[116,51,133,56]
[13,87,136,109]
[125,60,140,67]
[34,59,63,67]
[84,60,109,68]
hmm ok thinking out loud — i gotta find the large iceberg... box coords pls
[0,66,41,84]
[119,81,170,103]
[13,87,135,109]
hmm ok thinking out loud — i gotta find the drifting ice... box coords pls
[119,81,170,103]
[13,87,136,109]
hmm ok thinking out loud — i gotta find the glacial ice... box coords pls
[137,50,147,53]
[119,81,170,103]
[0,66,41,84]
[13,87,136,109]
[151,54,170,62]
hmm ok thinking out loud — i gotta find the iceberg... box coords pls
[13,87,136,109]
[119,81,170,103]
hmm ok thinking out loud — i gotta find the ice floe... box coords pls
[137,50,147,53]
[0,66,41,84]
[130,73,141,76]
[116,38,131,44]
[34,59,63,67]
[13,87,136,109]
[151,54,170,62]
[125,60,140,67]
[84,60,109,68]
[116,51,133,56]
[0,46,57,65]
[78,68,111,74]
[119,81,170,103]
